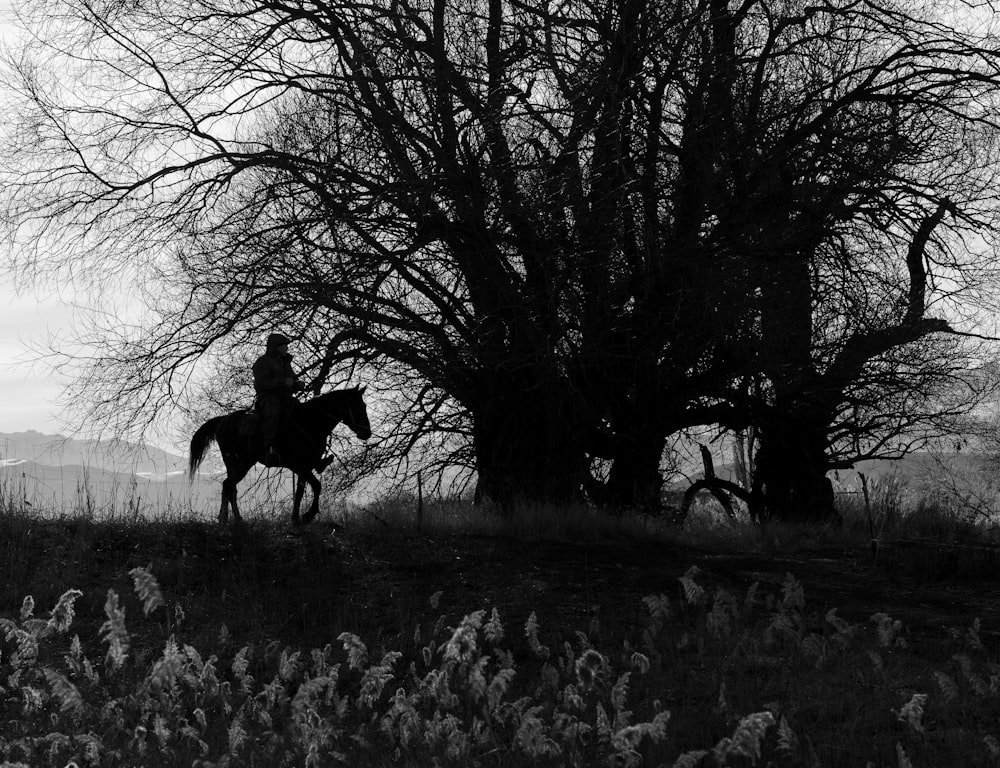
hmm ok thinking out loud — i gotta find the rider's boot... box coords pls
[315,454,335,473]
[264,443,281,466]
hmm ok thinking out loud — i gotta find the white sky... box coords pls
[0,5,68,436]
[0,287,81,435]
[0,1,117,442]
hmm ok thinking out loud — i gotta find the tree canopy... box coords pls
[3,0,1000,514]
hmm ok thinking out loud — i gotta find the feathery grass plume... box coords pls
[184,643,205,676]
[360,651,401,708]
[466,655,490,702]
[744,581,760,618]
[20,594,35,621]
[153,713,171,748]
[575,649,605,691]
[77,734,102,764]
[715,681,730,716]
[895,693,927,733]
[896,742,913,768]
[868,650,886,678]
[825,608,856,645]
[935,671,960,703]
[630,652,649,675]
[278,648,302,682]
[524,612,550,659]
[64,633,83,674]
[338,632,368,670]
[611,710,671,752]
[443,610,484,663]
[228,712,248,755]
[801,633,827,668]
[984,735,1000,758]
[610,672,631,723]
[678,566,705,607]
[487,666,516,711]
[291,674,337,720]
[149,637,185,693]
[42,666,84,716]
[46,589,83,635]
[714,711,776,763]
[672,750,708,768]
[483,607,504,644]
[21,684,44,714]
[129,567,164,616]
[777,716,798,752]
[1,621,39,667]
[514,706,561,759]
[44,733,71,763]
[596,701,612,742]
[100,590,130,671]
[180,724,210,758]
[539,660,560,694]
[764,610,801,649]
[968,617,984,651]
[231,645,253,693]
[871,613,907,648]
[955,652,991,696]
[707,588,737,639]
[781,573,805,612]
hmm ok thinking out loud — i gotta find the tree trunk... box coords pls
[752,413,836,523]
[599,430,665,512]
[471,383,589,507]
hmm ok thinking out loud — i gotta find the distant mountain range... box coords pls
[0,430,296,519]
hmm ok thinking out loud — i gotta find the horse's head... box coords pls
[341,386,372,440]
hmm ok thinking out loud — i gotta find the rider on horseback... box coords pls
[253,332,303,464]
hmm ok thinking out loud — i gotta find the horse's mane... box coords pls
[298,387,361,416]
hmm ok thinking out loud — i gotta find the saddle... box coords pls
[237,408,260,437]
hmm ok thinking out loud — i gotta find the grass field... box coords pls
[1,485,1000,767]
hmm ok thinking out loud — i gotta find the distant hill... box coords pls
[0,430,185,474]
[0,431,306,519]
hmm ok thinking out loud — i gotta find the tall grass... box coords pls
[2,559,998,766]
[3,472,1000,765]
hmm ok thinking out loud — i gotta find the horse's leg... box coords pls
[223,460,251,527]
[219,455,235,525]
[219,478,229,525]
[300,470,322,524]
[293,473,307,526]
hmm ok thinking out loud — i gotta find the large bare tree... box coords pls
[2,0,1000,513]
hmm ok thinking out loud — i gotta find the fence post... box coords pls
[417,471,424,534]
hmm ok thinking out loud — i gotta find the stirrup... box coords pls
[315,454,335,473]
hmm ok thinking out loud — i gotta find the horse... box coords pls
[188,387,372,526]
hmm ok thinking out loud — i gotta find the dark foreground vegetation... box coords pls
[2,490,1000,767]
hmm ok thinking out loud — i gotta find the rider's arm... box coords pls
[253,357,290,393]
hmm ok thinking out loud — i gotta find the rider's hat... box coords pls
[266,332,292,349]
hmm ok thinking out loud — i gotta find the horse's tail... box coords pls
[189,416,226,479]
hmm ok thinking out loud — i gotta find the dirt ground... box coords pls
[197,522,1000,650]
[8,517,1000,652]
[328,529,1000,642]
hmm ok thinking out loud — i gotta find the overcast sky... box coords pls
[0,287,81,435]
[0,2,101,440]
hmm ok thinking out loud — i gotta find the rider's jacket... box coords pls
[252,351,299,397]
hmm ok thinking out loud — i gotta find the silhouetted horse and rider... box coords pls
[188,333,371,526]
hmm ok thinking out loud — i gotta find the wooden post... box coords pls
[417,471,424,533]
